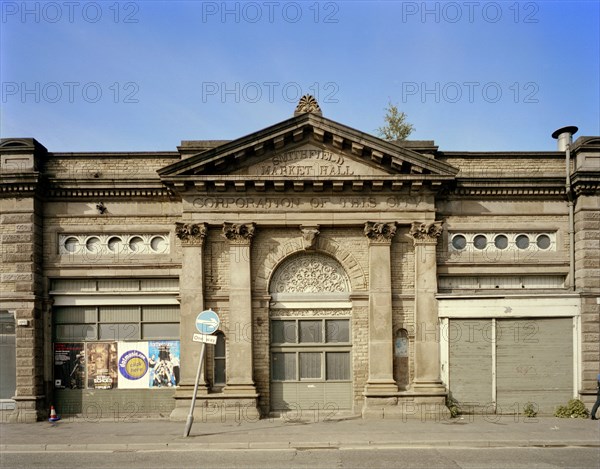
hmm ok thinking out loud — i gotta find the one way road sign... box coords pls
[195,309,220,335]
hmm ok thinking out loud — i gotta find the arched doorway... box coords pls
[269,253,353,414]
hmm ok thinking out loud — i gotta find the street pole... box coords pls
[183,342,206,437]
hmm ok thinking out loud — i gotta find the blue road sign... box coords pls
[195,309,220,335]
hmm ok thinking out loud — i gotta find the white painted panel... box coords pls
[438,296,580,318]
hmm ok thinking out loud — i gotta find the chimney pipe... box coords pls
[551,125,578,151]
[552,125,578,291]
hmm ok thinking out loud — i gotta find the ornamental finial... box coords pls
[294,95,322,116]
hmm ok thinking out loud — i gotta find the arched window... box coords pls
[269,253,353,412]
[213,332,226,387]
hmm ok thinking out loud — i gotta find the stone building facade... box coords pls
[1,97,598,422]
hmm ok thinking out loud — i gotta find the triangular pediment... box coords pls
[158,112,458,192]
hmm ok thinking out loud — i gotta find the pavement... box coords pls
[1,414,599,452]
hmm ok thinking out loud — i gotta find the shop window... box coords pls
[53,305,180,341]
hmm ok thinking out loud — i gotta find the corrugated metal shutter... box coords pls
[449,319,493,411]
[496,318,573,415]
[271,382,352,413]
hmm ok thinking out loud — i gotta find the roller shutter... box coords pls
[496,318,573,414]
[448,320,493,411]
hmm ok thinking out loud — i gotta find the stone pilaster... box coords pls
[408,221,446,394]
[170,222,208,421]
[363,222,398,395]
[222,223,257,395]
[1,138,47,422]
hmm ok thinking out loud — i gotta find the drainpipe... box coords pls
[552,126,578,291]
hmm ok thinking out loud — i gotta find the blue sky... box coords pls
[1,1,599,152]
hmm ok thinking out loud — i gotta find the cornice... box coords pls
[163,175,452,194]
[447,177,567,197]
[45,179,174,199]
[0,172,41,197]
[572,171,600,195]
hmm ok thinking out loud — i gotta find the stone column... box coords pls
[170,222,208,420]
[222,222,257,394]
[363,222,398,394]
[409,221,446,392]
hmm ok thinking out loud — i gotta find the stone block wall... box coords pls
[575,195,600,403]
[0,196,46,422]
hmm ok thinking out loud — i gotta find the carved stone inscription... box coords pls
[192,195,430,211]
[257,148,354,177]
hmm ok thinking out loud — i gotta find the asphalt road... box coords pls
[2,447,599,469]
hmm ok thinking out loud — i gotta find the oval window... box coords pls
[107,236,123,252]
[516,234,530,249]
[451,235,467,250]
[536,234,551,250]
[129,236,144,252]
[494,235,508,250]
[150,236,167,252]
[473,235,487,250]
[86,237,101,252]
[64,237,79,253]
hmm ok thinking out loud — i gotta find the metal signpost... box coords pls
[183,308,220,437]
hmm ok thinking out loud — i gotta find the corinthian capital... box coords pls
[222,222,256,244]
[175,222,207,246]
[364,222,397,244]
[409,221,443,244]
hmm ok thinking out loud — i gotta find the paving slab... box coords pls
[0,416,598,452]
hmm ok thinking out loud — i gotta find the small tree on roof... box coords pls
[376,101,414,141]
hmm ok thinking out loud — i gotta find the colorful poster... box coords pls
[148,340,180,388]
[54,343,85,389]
[86,342,118,389]
[117,342,150,389]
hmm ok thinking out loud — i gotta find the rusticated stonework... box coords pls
[222,222,256,244]
[409,221,443,244]
[270,253,351,294]
[364,221,397,244]
[175,222,207,246]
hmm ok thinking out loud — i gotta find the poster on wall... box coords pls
[117,342,150,389]
[148,340,180,388]
[54,343,85,389]
[86,342,118,389]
